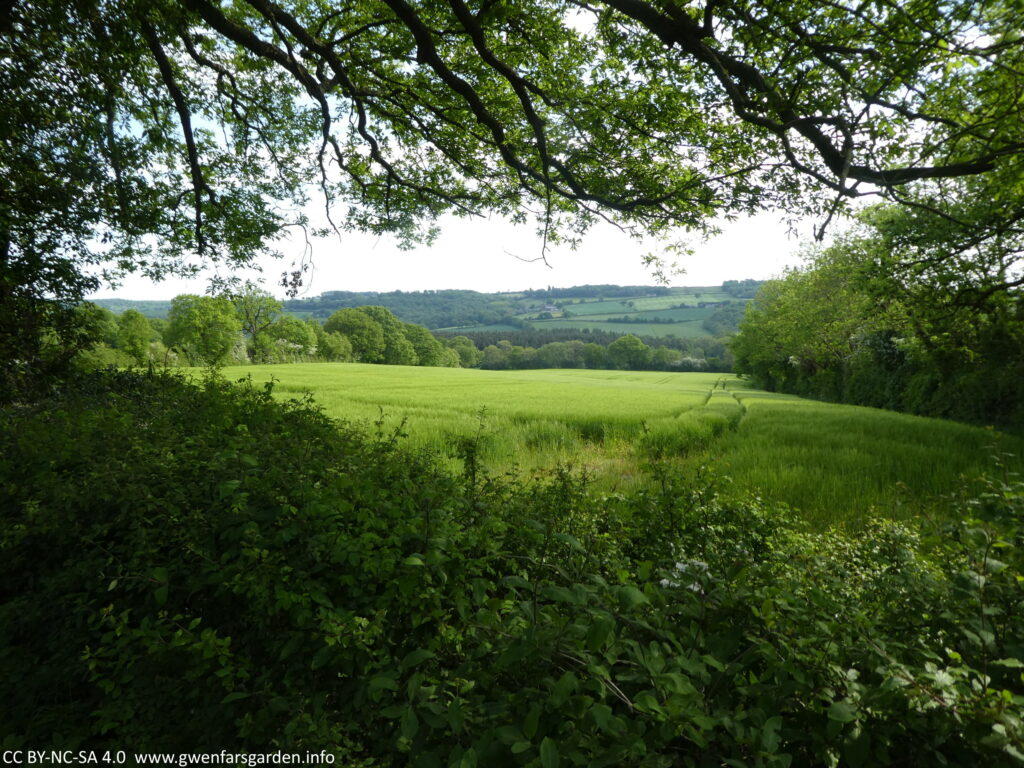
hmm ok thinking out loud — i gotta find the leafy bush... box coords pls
[2,371,1023,764]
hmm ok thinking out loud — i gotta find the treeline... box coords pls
[721,279,765,298]
[82,287,732,373]
[78,286,474,369]
[731,206,1024,430]
[283,289,520,328]
[604,314,679,324]
[442,327,732,360]
[473,335,728,372]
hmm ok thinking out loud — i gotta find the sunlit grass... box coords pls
[715,382,1022,528]
[212,363,1024,528]
[221,364,720,479]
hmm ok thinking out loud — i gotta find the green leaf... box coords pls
[403,555,425,566]
[369,675,399,691]
[523,704,541,739]
[590,703,612,731]
[617,585,648,609]
[541,585,579,604]
[309,589,333,608]
[401,707,419,740]
[503,575,531,590]
[553,532,585,552]
[401,648,435,669]
[311,645,333,670]
[448,699,465,732]
[761,715,782,752]
[495,725,525,744]
[540,737,560,768]
[586,616,614,651]
[218,479,242,498]
[220,691,251,704]
[828,701,858,723]
[551,671,577,706]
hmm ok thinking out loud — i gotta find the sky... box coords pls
[89,210,814,301]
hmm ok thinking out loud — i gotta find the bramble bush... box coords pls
[1,371,1022,765]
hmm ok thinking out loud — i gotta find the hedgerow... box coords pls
[1,371,1022,765]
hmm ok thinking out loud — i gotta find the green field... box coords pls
[219,363,1022,527]
[529,317,711,337]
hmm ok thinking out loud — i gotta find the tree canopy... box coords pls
[4,0,1023,307]
[731,204,1024,428]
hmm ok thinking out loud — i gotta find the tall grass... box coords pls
[214,363,1024,527]
[714,380,1022,527]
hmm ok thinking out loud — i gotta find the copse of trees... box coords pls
[73,291,467,370]
[164,295,244,367]
[721,279,766,298]
[702,303,747,336]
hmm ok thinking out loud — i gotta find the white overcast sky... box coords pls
[90,210,813,301]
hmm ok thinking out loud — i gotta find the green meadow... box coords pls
[219,363,1022,528]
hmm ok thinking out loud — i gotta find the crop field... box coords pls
[219,363,1023,528]
[529,317,712,337]
[560,299,637,313]
[571,307,713,322]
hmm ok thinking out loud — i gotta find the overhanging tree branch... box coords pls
[140,18,213,253]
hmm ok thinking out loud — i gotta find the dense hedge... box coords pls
[2,371,1023,764]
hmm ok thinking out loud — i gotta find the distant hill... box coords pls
[94,282,764,338]
[90,298,175,318]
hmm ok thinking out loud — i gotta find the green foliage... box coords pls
[607,335,652,369]
[313,325,355,362]
[265,315,318,360]
[702,303,746,336]
[324,308,386,363]
[357,306,418,366]
[3,370,1024,764]
[731,208,1024,430]
[230,284,283,338]
[722,279,766,298]
[402,322,447,367]
[165,294,244,367]
[444,335,484,368]
[117,309,153,365]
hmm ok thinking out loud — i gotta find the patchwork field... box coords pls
[219,363,1023,528]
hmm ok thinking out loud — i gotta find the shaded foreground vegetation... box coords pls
[4,370,1023,764]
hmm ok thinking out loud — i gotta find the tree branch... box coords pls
[140,19,211,253]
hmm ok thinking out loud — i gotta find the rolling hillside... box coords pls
[95,282,761,339]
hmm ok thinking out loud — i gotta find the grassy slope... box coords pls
[219,363,1023,527]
